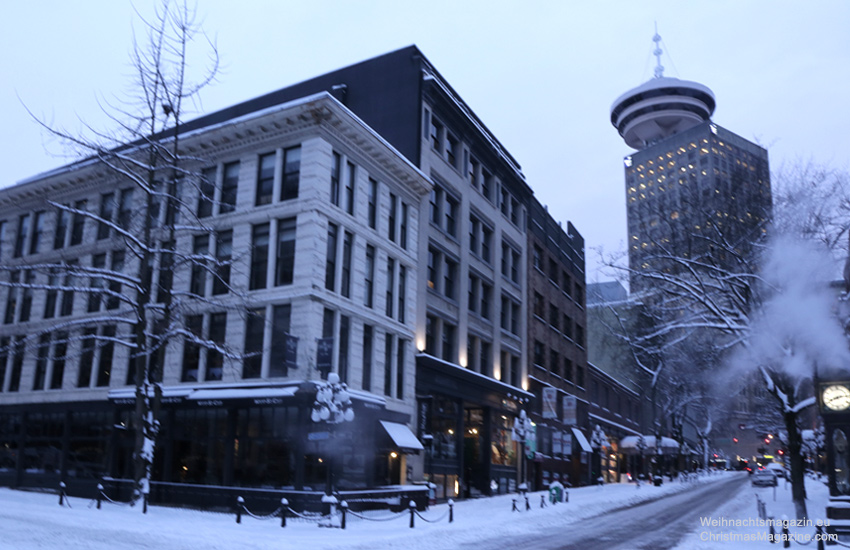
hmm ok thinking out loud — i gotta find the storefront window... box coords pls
[490,411,515,466]
[431,397,458,460]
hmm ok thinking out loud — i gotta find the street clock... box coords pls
[822,384,850,412]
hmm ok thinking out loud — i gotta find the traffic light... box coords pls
[777,449,785,456]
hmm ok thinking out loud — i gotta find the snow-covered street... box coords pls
[0,472,755,550]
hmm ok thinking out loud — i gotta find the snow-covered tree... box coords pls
[6,0,225,508]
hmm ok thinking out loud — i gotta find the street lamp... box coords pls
[513,410,533,493]
[591,424,607,484]
[422,433,435,502]
[311,372,355,501]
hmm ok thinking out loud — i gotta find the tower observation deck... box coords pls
[610,32,715,150]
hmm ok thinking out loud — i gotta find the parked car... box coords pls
[752,469,778,487]
[765,463,788,481]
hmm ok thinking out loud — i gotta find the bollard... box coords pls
[769,516,776,543]
[781,515,789,548]
[512,498,518,512]
[817,524,824,550]
[409,500,416,529]
[58,482,66,506]
[143,494,148,514]
[96,483,103,510]
[540,494,546,508]
[448,499,454,523]
[280,498,288,528]
[236,496,244,524]
[340,501,348,530]
[525,495,530,511]
[564,489,569,503]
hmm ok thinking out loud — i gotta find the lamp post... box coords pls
[513,410,533,493]
[591,424,607,484]
[422,433,434,503]
[311,373,355,502]
[636,434,647,487]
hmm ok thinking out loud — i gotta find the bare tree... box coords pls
[4,0,228,506]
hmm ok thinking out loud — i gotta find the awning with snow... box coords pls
[572,428,592,453]
[380,421,425,453]
[619,435,681,455]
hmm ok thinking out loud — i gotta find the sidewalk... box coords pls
[0,472,736,550]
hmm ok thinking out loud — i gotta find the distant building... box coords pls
[610,38,771,292]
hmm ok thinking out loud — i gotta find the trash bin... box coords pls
[653,476,663,486]
[549,481,565,503]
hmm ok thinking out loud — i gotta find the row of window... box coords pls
[532,293,585,346]
[425,110,523,230]
[532,340,585,387]
[531,244,584,304]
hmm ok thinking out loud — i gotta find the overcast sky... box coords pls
[2,1,848,281]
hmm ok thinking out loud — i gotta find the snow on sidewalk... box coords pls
[674,475,834,550]
[0,472,735,550]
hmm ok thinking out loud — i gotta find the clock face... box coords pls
[823,385,850,411]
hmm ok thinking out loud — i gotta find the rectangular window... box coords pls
[78,329,96,387]
[511,250,520,283]
[8,336,25,392]
[575,324,585,347]
[388,193,397,242]
[330,152,341,206]
[19,271,34,322]
[383,333,393,397]
[445,195,457,237]
[0,221,5,261]
[550,349,560,377]
[400,203,408,249]
[269,304,291,378]
[510,197,520,226]
[533,341,545,368]
[479,341,491,377]
[468,274,479,313]
[190,234,209,296]
[29,211,44,254]
[385,257,395,318]
[181,314,202,382]
[397,265,406,324]
[220,161,239,213]
[425,315,436,355]
[511,302,520,335]
[443,258,457,300]
[281,145,301,201]
[345,161,356,215]
[88,253,107,312]
[480,282,492,320]
[106,251,124,310]
[548,258,559,283]
[325,223,338,291]
[275,218,296,287]
[256,151,276,206]
[206,312,226,381]
[563,314,573,340]
[50,331,68,390]
[43,269,58,319]
[549,304,559,329]
[501,242,509,278]
[563,358,572,382]
[481,169,493,203]
[500,187,510,216]
[97,193,114,240]
[212,231,232,295]
[469,216,480,256]
[341,231,353,298]
[364,245,375,308]
[117,189,134,231]
[70,200,87,246]
[427,247,439,290]
[362,324,374,392]
[198,167,216,218]
[338,315,350,384]
[96,325,116,387]
[367,178,378,230]
[442,322,456,362]
[430,117,443,150]
[396,338,406,399]
[14,214,29,258]
[242,309,265,379]
[250,223,270,290]
[54,208,69,249]
[533,292,544,318]
[481,226,492,263]
[429,187,442,225]
[33,333,51,391]
[60,260,77,317]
